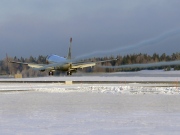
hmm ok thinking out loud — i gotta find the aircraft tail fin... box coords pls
[67,37,72,59]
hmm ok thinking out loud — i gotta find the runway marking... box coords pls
[0,90,35,93]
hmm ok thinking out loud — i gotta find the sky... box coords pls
[0,0,180,60]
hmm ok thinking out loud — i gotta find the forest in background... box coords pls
[0,52,180,77]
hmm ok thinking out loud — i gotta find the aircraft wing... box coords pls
[8,61,45,68]
[6,53,45,69]
[8,59,69,71]
[72,62,96,69]
[8,60,45,68]
[71,58,117,69]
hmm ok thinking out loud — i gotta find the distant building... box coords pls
[14,74,22,78]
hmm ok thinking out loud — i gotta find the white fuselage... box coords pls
[46,54,70,71]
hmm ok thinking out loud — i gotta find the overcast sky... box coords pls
[0,0,180,60]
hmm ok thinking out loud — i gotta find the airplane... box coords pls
[7,38,117,76]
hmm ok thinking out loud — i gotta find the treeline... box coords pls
[86,52,180,73]
[0,55,47,77]
[0,53,180,77]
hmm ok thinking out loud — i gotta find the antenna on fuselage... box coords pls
[67,37,72,59]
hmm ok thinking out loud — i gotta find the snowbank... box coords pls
[0,83,179,95]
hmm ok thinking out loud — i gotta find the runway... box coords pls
[0,70,180,84]
[0,76,179,84]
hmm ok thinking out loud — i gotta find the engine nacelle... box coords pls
[71,69,77,73]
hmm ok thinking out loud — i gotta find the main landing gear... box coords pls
[49,71,54,76]
[67,71,72,76]
[48,71,72,76]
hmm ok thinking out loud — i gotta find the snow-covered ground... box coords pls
[0,82,180,134]
[1,71,180,134]
[1,89,180,134]
[0,83,180,95]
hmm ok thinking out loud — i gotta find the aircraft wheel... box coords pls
[67,71,72,76]
[49,71,54,76]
